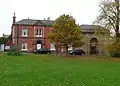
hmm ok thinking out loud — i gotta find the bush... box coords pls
[8,44,21,56]
[105,37,120,57]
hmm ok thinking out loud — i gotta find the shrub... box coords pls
[8,44,21,56]
[105,37,120,57]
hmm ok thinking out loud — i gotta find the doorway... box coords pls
[36,40,42,50]
[90,38,98,55]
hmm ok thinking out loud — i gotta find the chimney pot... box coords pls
[47,17,50,20]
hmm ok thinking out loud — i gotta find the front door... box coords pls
[37,44,41,50]
[36,40,42,50]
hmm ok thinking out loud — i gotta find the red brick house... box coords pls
[11,14,108,55]
[12,14,55,53]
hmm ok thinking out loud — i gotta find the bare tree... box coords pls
[95,0,120,37]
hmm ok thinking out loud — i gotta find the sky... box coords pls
[0,0,101,36]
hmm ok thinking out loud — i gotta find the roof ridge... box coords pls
[15,19,54,26]
[17,19,54,22]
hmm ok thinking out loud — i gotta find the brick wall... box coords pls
[12,24,52,53]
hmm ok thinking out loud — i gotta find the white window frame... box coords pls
[22,43,28,51]
[22,28,28,37]
[36,28,43,37]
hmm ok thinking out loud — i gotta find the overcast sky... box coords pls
[0,0,101,36]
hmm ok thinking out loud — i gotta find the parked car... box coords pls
[34,48,51,54]
[69,49,85,55]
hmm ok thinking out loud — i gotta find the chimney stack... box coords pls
[13,13,16,24]
[47,17,50,20]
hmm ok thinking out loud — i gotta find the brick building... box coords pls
[11,14,109,55]
[11,14,54,53]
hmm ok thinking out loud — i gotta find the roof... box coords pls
[80,24,103,33]
[3,35,10,38]
[15,19,54,26]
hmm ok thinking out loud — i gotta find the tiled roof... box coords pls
[15,19,54,26]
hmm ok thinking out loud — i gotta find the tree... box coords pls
[49,14,83,56]
[0,35,12,44]
[105,37,120,57]
[8,44,21,56]
[0,37,8,44]
[94,0,120,38]
[94,26,110,36]
[48,32,60,55]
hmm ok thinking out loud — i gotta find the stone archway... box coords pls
[90,38,98,55]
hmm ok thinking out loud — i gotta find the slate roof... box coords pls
[15,19,103,33]
[80,24,103,33]
[15,19,54,26]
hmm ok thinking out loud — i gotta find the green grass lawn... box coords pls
[0,54,120,86]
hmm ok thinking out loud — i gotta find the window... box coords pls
[36,29,42,37]
[36,29,39,35]
[22,43,27,50]
[39,30,42,35]
[22,28,28,37]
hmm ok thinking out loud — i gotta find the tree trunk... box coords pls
[115,0,120,38]
[55,46,59,55]
[115,28,120,38]
[65,45,68,56]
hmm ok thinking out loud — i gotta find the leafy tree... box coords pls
[94,0,120,38]
[48,32,60,55]
[94,26,110,36]
[49,14,83,56]
[8,44,21,56]
[0,37,7,44]
[0,35,12,44]
[105,37,120,57]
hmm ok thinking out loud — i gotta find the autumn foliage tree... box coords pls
[49,14,83,56]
